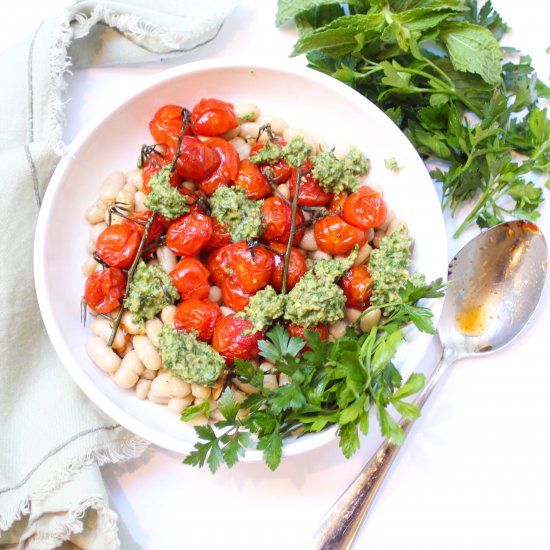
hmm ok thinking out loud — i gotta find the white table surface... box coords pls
[3,1,550,549]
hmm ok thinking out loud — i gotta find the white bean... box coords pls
[329,320,347,340]
[99,172,126,204]
[366,228,375,242]
[85,203,106,224]
[113,350,144,388]
[123,182,137,194]
[299,228,318,251]
[160,305,176,325]
[156,246,177,274]
[141,368,157,380]
[133,335,162,371]
[332,142,353,160]
[282,127,317,152]
[259,361,275,372]
[277,183,290,200]
[134,190,147,212]
[256,115,288,135]
[353,243,372,266]
[90,222,106,244]
[263,374,278,391]
[81,256,99,277]
[191,384,211,400]
[150,371,173,398]
[229,136,251,160]
[145,318,163,348]
[220,126,241,140]
[220,306,235,317]
[86,239,96,254]
[379,208,395,231]
[126,169,143,190]
[168,397,189,415]
[186,414,208,426]
[86,336,121,373]
[135,378,151,400]
[386,218,407,236]
[311,250,332,261]
[169,377,191,398]
[208,285,222,304]
[181,181,196,192]
[239,122,261,140]
[211,381,224,400]
[232,378,261,395]
[115,188,134,212]
[121,310,145,335]
[210,408,226,422]
[235,103,259,122]
[372,229,386,249]
[278,373,291,386]
[344,308,362,324]
[147,393,170,405]
[360,309,382,333]
[91,317,127,352]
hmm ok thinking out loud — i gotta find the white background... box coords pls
[2,1,550,549]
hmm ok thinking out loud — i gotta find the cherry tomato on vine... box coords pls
[289,161,333,207]
[198,138,239,196]
[339,265,373,310]
[220,276,252,312]
[174,299,223,342]
[313,214,367,256]
[175,136,220,182]
[234,159,272,199]
[140,147,181,194]
[287,324,329,352]
[149,104,191,149]
[328,192,348,214]
[169,257,210,300]
[269,242,307,292]
[204,218,232,251]
[190,98,239,137]
[250,141,292,183]
[342,186,387,230]
[121,210,164,248]
[261,196,305,245]
[96,224,141,269]
[225,242,274,294]
[84,267,126,314]
[205,246,233,287]
[166,212,213,256]
[212,314,264,365]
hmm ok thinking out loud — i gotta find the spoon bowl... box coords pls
[314,220,548,550]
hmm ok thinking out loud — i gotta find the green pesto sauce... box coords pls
[144,167,189,221]
[249,140,284,165]
[158,325,225,386]
[209,186,263,242]
[123,261,179,323]
[282,136,313,167]
[312,247,357,282]
[237,286,286,333]
[369,226,425,313]
[384,157,400,171]
[312,146,369,195]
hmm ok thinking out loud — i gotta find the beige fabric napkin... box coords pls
[0,1,233,548]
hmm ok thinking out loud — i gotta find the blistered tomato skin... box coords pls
[289,162,333,207]
[85,267,126,314]
[121,210,164,247]
[166,212,213,256]
[234,159,272,200]
[149,105,189,149]
[96,224,141,269]
[226,242,274,294]
[339,265,373,310]
[250,141,292,183]
[212,314,264,365]
[269,243,307,292]
[198,138,240,196]
[175,137,220,182]
[261,196,305,245]
[170,257,211,300]
[174,299,223,342]
[190,98,239,137]
[204,218,232,251]
[314,214,367,256]
[205,246,233,287]
[342,186,387,230]
[220,277,252,312]
[141,148,182,194]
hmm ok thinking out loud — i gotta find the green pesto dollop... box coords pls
[237,286,286,333]
[311,146,369,195]
[209,186,263,242]
[384,157,399,171]
[312,247,358,282]
[249,140,284,165]
[144,167,189,220]
[282,136,313,167]
[123,261,179,323]
[158,325,225,386]
[369,226,425,313]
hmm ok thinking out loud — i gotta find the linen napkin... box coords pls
[0,1,233,548]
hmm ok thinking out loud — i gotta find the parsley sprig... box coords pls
[276,0,549,236]
[182,278,446,472]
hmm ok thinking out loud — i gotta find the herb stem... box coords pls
[281,167,302,294]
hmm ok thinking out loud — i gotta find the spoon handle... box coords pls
[312,346,457,550]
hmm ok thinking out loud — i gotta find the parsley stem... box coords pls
[281,166,302,294]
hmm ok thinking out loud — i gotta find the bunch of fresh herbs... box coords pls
[183,278,446,472]
[276,0,549,237]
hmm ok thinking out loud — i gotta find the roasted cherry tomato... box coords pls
[175,136,220,182]
[234,159,272,199]
[342,186,387,230]
[205,246,233,287]
[190,98,239,137]
[198,138,240,196]
[174,299,223,342]
[212,314,264,365]
[149,104,191,149]
[250,141,292,183]
[121,210,164,247]
[261,196,305,245]
[170,257,210,300]
[166,212,213,256]
[141,148,181,194]
[289,162,333,207]
[269,242,307,292]
[204,218,232,251]
[96,224,141,269]
[225,242,274,294]
[314,214,367,256]
[328,192,348,214]
[84,267,126,314]
[220,276,252,311]
[287,324,329,352]
[339,265,373,310]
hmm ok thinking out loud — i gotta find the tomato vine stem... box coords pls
[281,166,302,295]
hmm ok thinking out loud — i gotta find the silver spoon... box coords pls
[313,220,548,550]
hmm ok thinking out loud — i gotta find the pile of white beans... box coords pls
[82,102,407,425]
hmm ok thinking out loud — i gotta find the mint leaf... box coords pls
[276,0,359,27]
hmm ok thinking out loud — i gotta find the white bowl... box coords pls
[34,58,447,460]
